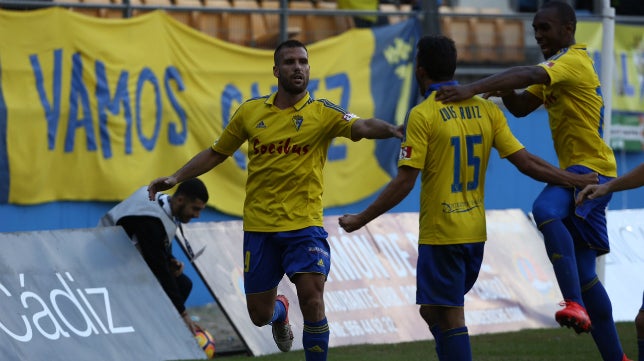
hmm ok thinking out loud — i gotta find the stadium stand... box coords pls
[19,0,528,66]
[71,0,123,18]
[199,0,232,39]
[473,7,503,62]
[439,6,476,62]
[227,0,271,47]
[497,15,526,63]
[439,5,526,64]
[169,0,203,29]
[378,2,411,25]
[131,0,159,17]
[137,0,204,27]
[477,6,526,63]
[260,0,302,43]
[313,0,354,42]
[286,0,315,43]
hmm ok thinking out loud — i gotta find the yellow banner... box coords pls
[0,8,420,215]
[577,21,644,113]
[577,21,644,151]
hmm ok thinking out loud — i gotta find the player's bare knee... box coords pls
[419,305,433,325]
[299,296,325,321]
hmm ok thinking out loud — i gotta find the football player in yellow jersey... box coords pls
[339,34,597,361]
[147,39,403,361]
[435,2,630,360]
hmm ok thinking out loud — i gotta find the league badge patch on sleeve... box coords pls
[400,146,412,160]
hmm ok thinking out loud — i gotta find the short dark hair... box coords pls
[416,35,457,81]
[175,178,209,203]
[541,1,577,30]
[274,39,307,66]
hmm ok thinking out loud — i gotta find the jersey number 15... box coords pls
[450,134,482,193]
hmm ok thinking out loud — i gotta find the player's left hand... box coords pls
[338,214,365,233]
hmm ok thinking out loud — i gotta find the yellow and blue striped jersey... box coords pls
[527,44,617,177]
[399,92,524,245]
[212,92,358,232]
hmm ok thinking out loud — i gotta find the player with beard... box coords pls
[434,2,629,360]
[147,39,402,361]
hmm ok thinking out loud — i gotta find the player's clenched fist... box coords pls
[338,214,366,233]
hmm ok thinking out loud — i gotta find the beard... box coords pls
[280,75,308,94]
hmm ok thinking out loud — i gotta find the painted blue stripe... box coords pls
[0,58,8,203]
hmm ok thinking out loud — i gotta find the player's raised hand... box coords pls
[434,84,476,103]
[338,214,365,233]
[147,176,177,200]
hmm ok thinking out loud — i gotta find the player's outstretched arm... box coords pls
[435,66,549,103]
[576,163,644,205]
[147,148,228,200]
[339,166,418,232]
[506,149,598,188]
[350,118,403,141]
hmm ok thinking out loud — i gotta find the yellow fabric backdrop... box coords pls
[577,21,644,150]
[577,21,644,113]
[0,8,419,215]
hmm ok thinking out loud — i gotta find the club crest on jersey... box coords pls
[256,120,267,129]
[343,113,358,122]
[399,146,412,160]
[292,115,303,131]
